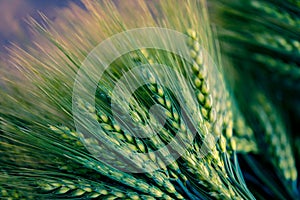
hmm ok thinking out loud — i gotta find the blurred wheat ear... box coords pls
[211,0,300,199]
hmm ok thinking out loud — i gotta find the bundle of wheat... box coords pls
[0,0,299,199]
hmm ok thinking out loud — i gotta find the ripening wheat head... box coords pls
[0,0,299,200]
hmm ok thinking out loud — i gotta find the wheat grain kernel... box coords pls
[194,77,202,88]
[190,49,197,59]
[197,92,205,104]
[196,54,203,65]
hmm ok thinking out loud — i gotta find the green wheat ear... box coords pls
[212,0,300,198]
[213,0,300,89]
